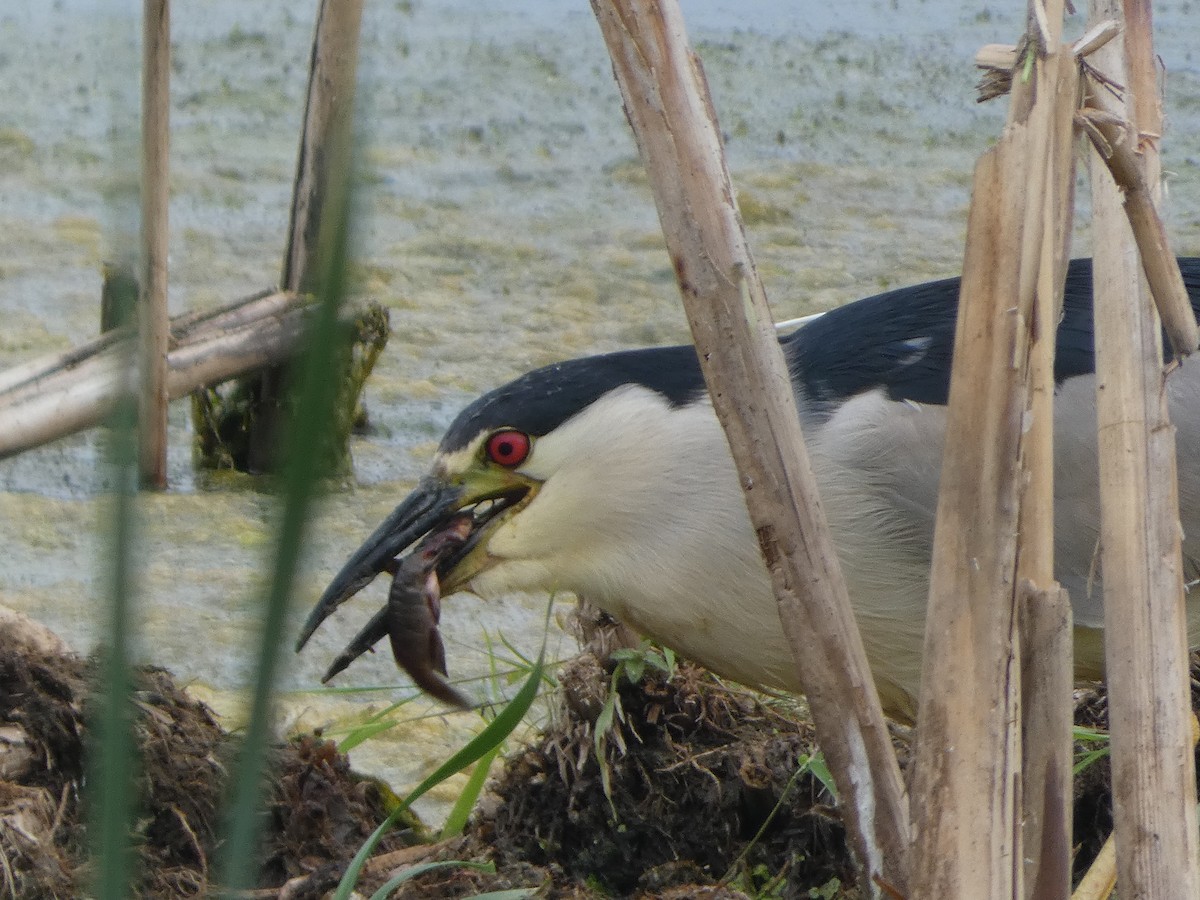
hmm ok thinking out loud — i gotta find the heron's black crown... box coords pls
[439,344,708,452]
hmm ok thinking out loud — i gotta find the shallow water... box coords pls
[1,0,1198,815]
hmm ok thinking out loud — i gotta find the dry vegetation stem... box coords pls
[589,0,909,893]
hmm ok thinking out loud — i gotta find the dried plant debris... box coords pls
[0,631,416,899]
[391,656,858,899]
[5,613,1199,899]
[388,653,1200,899]
[1069,655,1200,883]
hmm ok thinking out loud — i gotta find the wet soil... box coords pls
[3,0,1199,825]
[4,611,1198,899]
[0,618,422,899]
[462,655,858,899]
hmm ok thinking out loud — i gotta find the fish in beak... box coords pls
[295,476,466,651]
[296,463,538,700]
[316,514,474,708]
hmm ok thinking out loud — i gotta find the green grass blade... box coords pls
[1073,746,1112,777]
[803,751,838,800]
[216,294,343,895]
[593,686,618,807]
[333,649,545,899]
[1071,724,1111,775]
[215,182,353,895]
[89,389,139,899]
[367,860,494,900]
[338,717,403,753]
[89,17,141,891]
[441,744,501,839]
[495,631,539,671]
[1073,725,1110,743]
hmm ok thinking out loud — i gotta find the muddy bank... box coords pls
[2,0,1199,820]
[6,607,1196,898]
[0,610,857,899]
[0,611,423,899]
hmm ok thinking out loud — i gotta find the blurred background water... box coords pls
[1,0,1197,816]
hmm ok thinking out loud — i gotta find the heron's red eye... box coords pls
[485,430,531,467]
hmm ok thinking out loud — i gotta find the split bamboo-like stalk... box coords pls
[223,0,365,473]
[139,0,171,488]
[1018,581,1073,900]
[0,291,307,459]
[590,1,910,894]
[1072,833,1118,900]
[281,0,364,294]
[908,26,1078,900]
[1013,14,1078,897]
[1086,0,1200,894]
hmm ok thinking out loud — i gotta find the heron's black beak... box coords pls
[295,477,464,651]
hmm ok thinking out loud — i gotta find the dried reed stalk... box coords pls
[0,291,307,459]
[909,22,1078,899]
[1086,0,1200,893]
[281,0,365,294]
[589,0,910,893]
[139,0,171,487]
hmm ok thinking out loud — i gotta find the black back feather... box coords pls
[439,257,1200,451]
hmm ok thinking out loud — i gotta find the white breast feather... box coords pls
[465,361,1200,720]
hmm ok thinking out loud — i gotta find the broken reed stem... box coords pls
[0,291,308,459]
[909,14,1077,894]
[1019,581,1074,900]
[0,288,288,401]
[1015,19,1079,900]
[975,21,1118,104]
[1071,833,1118,900]
[1077,107,1199,356]
[909,142,1027,897]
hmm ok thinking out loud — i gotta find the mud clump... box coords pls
[487,657,851,895]
[6,607,1198,899]
[0,622,417,899]
[390,654,858,899]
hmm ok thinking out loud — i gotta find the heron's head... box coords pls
[295,343,715,651]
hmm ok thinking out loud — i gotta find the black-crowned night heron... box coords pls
[298,257,1200,720]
